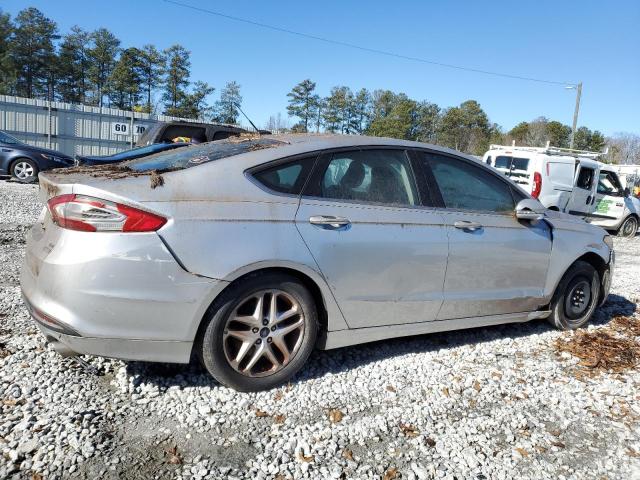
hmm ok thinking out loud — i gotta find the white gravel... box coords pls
[1,179,639,479]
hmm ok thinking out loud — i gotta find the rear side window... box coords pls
[495,156,529,171]
[252,156,316,195]
[425,154,515,212]
[315,149,419,206]
[576,167,595,190]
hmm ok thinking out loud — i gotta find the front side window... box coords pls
[597,171,623,196]
[252,156,315,195]
[576,167,595,190]
[426,154,515,212]
[318,150,418,206]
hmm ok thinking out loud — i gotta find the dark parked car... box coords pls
[76,142,190,166]
[0,131,74,183]
[135,121,269,147]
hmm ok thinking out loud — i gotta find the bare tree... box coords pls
[606,132,640,165]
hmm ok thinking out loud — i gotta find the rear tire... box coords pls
[547,261,600,330]
[199,272,318,392]
[10,158,38,183]
[617,215,638,238]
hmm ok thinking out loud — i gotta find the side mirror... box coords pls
[515,199,545,221]
[623,187,631,197]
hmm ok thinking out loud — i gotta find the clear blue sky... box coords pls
[4,0,639,135]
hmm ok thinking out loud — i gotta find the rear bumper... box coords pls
[20,218,228,363]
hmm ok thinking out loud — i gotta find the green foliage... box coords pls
[138,45,165,113]
[367,98,418,140]
[56,26,91,103]
[286,79,318,132]
[213,81,242,124]
[87,28,120,106]
[546,121,571,148]
[162,44,191,115]
[0,10,17,95]
[107,47,143,110]
[10,7,58,98]
[437,100,490,155]
[573,126,606,152]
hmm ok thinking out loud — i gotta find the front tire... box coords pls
[199,272,318,391]
[10,158,39,183]
[617,215,638,238]
[548,261,600,330]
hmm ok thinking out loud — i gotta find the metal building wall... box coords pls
[0,95,206,157]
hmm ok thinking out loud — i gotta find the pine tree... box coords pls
[138,45,165,113]
[107,47,143,110]
[10,7,58,99]
[0,11,16,95]
[183,81,215,120]
[57,26,91,103]
[213,81,242,124]
[162,44,191,116]
[286,79,318,132]
[87,28,120,106]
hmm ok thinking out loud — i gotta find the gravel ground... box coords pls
[1,179,639,480]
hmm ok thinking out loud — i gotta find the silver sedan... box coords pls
[21,134,614,391]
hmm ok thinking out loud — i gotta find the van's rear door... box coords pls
[565,159,599,217]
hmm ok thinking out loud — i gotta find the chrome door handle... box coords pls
[309,215,351,229]
[454,220,483,231]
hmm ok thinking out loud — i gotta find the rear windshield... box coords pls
[494,156,529,171]
[126,137,285,172]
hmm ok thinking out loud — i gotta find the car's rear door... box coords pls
[295,147,448,329]
[415,150,552,319]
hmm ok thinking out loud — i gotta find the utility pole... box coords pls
[569,82,582,149]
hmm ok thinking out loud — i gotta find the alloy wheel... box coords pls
[222,289,305,377]
[13,161,35,180]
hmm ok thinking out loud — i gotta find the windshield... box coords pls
[0,131,22,145]
[126,137,286,172]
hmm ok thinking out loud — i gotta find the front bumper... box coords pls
[20,217,227,363]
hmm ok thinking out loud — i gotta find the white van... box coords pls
[483,145,639,237]
[483,144,601,217]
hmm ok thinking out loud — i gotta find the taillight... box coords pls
[532,172,542,199]
[47,194,166,232]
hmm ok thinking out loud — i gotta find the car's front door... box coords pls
[565,160,598,217]
[592,170,627,226]
[295,148,448,329]
[416,151,552,320]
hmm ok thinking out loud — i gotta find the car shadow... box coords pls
[122,293,636,391]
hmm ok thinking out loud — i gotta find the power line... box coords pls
[163,0,575,87]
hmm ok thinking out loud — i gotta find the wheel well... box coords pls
[574,252,608,304]
[191,267,329,360]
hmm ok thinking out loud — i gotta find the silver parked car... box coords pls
[21,134,614,391]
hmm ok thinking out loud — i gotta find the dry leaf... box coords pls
[273,391,284,401]
[328,409,343,423]
[425,437,436,447]
[627,447,640,458]
[515,447,529,457]
[442,387,450,397]
[383,467,398,480]
[164,445,182,465]
[549,429,562,437]
[399,423,419,437]
[255,409,269,418]
[31,474,43,480]
[386,385,397,393]
[275,475,286,480]
[535,445,548,453]
[473,380,481,391]
[551,441,566,449]
[342,448,354,461]
[273,414,285,424]
[491,371,503,379]
[296,452,314,463]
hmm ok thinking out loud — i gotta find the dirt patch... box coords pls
[149,171,164,189]
[555,315,640,374]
